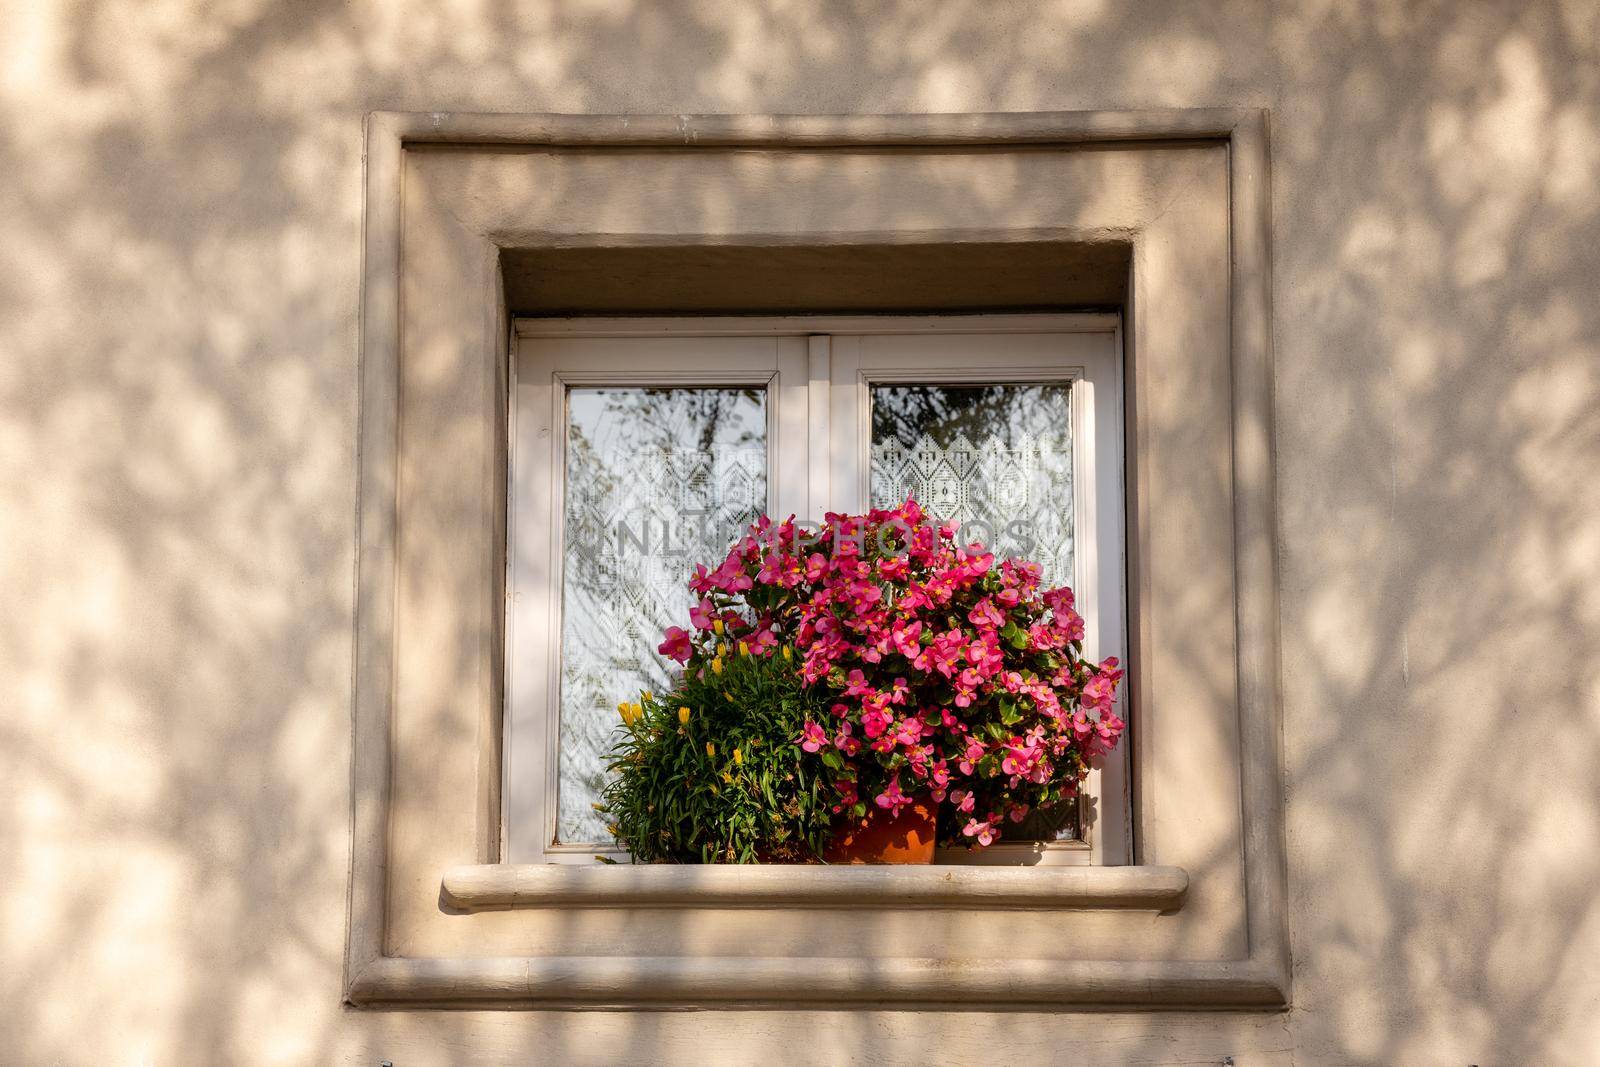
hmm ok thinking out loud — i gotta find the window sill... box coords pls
[441,862,1187,912]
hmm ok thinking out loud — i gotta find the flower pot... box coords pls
[824,799,937,864]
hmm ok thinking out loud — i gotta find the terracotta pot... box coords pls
[823,798,937,864]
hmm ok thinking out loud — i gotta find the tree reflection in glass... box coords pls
[557,387,766,844]
[870,382,1074,586]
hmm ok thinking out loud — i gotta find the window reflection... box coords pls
[558,387,766,844]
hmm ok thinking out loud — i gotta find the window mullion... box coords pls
[806,334,831,520]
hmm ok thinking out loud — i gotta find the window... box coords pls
[505,315,1126,865]
[350,111,1286,1009]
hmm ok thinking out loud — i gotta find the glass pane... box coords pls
[557,387,767,844]
[870,382,1074,586]
[870,381,1078,843]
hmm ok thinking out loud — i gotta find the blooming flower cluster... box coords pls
[656,499,1126,849]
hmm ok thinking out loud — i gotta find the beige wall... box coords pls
[2,2,1597,1064]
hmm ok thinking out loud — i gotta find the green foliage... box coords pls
[599,647,836,863]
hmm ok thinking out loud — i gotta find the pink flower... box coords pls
[688,564,716,595]
[953,667,985,708]
[1096,711,1125,744]
[968,597,1004,630]
[1005,559,1043,591]
[898,583,933,613]
[950,789,976,813]
[841,579,882,616]
[1000,738,1046,781]
[1042,585,1076,614]
[962,817,998,847]
[905,743,932,778]
[1081,658,1123,713]
[798,720,828,753]
[861,706,894,739]
[886,677,910,706]
[712,554,753,592]
[966,631,1003,674]
[658,626,692,663]
[891,716,923,746]
[877,555,910,581]
[1051,607,1085,643]
[919,629,967,678]
[874,775,911,817]
[746,624,779,656]
[1029,623,1063,651]
[889,619,924,660]
[756,553,788,586]
[800,635,847,684]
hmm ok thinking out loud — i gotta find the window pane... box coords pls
[557,387,767,844]
[870,382,1074,586]
[870,381,1079,842]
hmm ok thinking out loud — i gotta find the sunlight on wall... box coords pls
[1,0,1598,1062]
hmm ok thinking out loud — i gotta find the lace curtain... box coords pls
[557,387,766,844]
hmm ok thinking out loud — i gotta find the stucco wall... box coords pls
[2,2,1597,1064]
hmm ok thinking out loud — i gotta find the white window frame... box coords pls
[507,314,1126,866]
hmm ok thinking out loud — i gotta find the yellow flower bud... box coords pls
[711,656,724,675]
[733,747,744,766]
[721,771,733,783]
[706,742,716,758]
[713,619,725,635]
[738,641,750,656]
[641,689,653,704]
[781,645,792,661]
[678,706,691,725]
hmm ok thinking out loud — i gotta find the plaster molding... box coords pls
[348,108,1286,1010]
[348,954,1285,1010]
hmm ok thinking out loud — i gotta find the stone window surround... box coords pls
[345,109,1288,1010]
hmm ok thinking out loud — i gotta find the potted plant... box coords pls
[600,645,836,863]
[600,500,1127,863]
